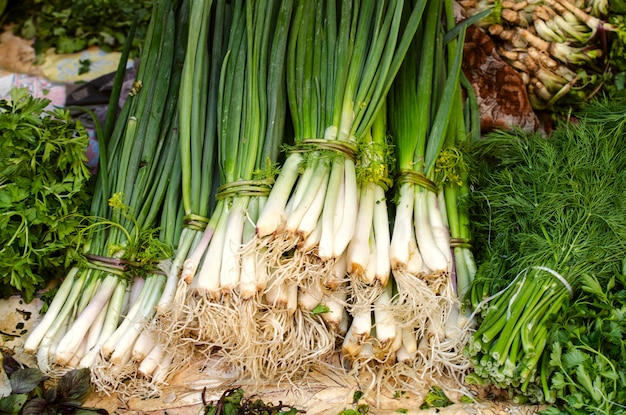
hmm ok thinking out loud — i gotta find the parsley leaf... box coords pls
[0,88,92,302]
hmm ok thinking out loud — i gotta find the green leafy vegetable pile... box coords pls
[542,267,626,415]
[466,98,626,414]
[0,0,152,63]
[200,388,302,415]
[0,352,107,415]
[0,87,92,302]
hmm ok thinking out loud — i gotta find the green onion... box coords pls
[384,0,470,389]
[256,0,423,257]
[156,0,298,385]
[24,0,188,394]
[157,0,220,314]
[183,0,291,298]
[252,3,426,360]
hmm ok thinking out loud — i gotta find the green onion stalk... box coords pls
[156,0,219,317]
[436,73,479,341]
[92,2,190,391]
[347,102,393,289]
[341,104,399,366]
[299,111,395,356]
[385,0,469,390]
[163,0,310,384]
[23,0,187,392]
[438,0,481,332]
[465,101,626,401]
[253,0,424,343]
[152,0,222,368]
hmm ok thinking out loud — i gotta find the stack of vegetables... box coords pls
[466,99,626,414]
[460,0,626,110]
[13,0,486,401]
[24,0,626,412]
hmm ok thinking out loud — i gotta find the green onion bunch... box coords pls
[337,0,476,392]
[20,0,489,401]
[156,0,307,384]
[229,0,426,385]
[23,0,189,396]
[382,0,469,373]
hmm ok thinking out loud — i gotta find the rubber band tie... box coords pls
[289,138,358,162]
[216,179,273,200]
[532,265,574,298]
[395,169,438,193]
[450,237,472,249]
[183,213,210,231]
[376,177,393,192]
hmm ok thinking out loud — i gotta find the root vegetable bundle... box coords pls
[459,0,622,110]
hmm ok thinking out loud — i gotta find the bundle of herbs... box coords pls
[0,352,107,415]
[0,87,92,303]
[466,98,626,414]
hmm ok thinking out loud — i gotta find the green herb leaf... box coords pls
[0,394,28,415]
[562,349,589,371]
[0,87,92,302]
[78,59,91,75]
[56,368,92,404]
[420,386,454,409]
[311,303,330,316]
[352,390,364,402]
[9,368,43,395]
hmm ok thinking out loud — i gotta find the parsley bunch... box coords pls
[543,270,626,415]
[0,87,92,302]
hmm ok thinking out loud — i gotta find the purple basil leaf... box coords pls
[2,354,23,377]
[56,368,92,403]
[9,368,43,394]
[20,397,48,415]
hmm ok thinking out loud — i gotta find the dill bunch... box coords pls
[465,98,626,409]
